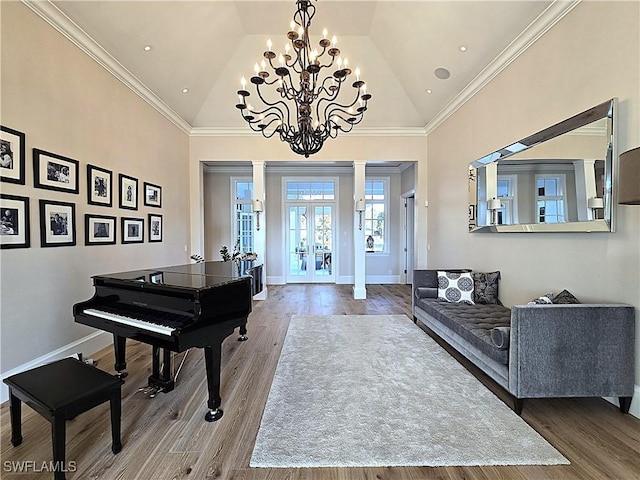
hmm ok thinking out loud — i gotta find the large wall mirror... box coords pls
[469,98,617,233]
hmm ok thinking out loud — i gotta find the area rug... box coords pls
[250,314,569,468]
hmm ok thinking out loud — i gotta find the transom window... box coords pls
[286,181,335,200]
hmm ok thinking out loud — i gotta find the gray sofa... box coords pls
[412,269,635,414]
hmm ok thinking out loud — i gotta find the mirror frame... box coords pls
[469,98,617,233]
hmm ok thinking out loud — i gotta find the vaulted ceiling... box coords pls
[37,1,577,134]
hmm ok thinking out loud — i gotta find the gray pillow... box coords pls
[551,289,580,304]
[471,271,500,304]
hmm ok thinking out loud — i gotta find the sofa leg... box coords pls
[619,397,632,414]
[514,398,524,415]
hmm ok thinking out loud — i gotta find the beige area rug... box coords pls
[250,314,569,468]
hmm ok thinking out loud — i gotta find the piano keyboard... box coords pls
[83,308,176,336]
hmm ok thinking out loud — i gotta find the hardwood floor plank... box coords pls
[1,284,639,479]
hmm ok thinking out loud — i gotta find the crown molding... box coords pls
[424,0,581,135]
[190,126,427,137]
[25,0,579,140]
[22,0,192,135]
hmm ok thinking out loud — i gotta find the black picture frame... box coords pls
[0,194,30,249]
[119,174,138,210]
[143,182,162,208]
[39,199,76,247]
[148,213,163,242]
[121,217,144,244]
[87,164,113,207]
[1,125,26,185]
[33,148,79,194]
[85,214,117,245]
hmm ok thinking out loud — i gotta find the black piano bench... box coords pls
[3,358,124,480]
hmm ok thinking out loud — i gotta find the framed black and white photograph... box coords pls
[148,213,163,242]
[1,125,26,185]
[87,164,112,207]
[85,214,116,245]
[119,174,138,210]
[33,148,79,194]
[143,182,162,208]
[1,194,30,249]
[39,199,76,247]
[122,217,144,244]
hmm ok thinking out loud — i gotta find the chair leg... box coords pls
[8,390,23,447]
[51,415,66,480]
[514,398,524,415]
[110,389,122,454]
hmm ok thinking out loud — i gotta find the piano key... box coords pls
[83,308,175,336]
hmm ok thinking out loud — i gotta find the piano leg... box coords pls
[148,346,175,393]
[238,323,248,342]
[203,344,224,422]
[113,335,128,379]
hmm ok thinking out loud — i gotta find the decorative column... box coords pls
[189,159,205,258]
[252,160,267,300]
[353,160,366,299]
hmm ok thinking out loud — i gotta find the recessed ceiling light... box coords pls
[182,88,189,94]
[143,45,152,52]
[459,45,468,52]
[426,89,433,94]
[434,67,451,80]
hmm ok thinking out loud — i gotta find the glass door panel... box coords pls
[286,204,334,283]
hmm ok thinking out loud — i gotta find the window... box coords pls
[364,179,387,252]
[535,175,566,224]
[496,175,517,225]
[233,179,255,253]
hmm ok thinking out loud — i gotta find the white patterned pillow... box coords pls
[437,271,475,304]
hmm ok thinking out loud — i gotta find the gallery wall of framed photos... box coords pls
[1,124,164,250]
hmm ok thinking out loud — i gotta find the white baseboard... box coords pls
[1,331,111,404]
[266,275,285,285]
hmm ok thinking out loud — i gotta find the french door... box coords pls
[286,203,335,283]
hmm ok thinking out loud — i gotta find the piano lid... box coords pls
[92,261,256,291]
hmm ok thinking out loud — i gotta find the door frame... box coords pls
[282,177,339,284]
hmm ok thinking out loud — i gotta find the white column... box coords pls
[188,159,204,258]
[574,160,597,221]
[252,160,267,300]
[353,160,366,299]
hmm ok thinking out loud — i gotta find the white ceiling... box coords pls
[40,1,574,134]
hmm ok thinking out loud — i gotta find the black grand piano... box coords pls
[73,261,262,422]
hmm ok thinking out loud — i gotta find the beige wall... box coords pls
[202,167,408,283]
[425,1,640,403]
[0,2,190,374]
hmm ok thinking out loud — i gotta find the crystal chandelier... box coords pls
[235,0,372,158]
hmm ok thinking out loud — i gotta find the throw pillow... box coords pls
[528,294,554,305]
[551,289,581,304]
[471,271,501,304]
[437,271,475,304]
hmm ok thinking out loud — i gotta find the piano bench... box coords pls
[3,358,124,480]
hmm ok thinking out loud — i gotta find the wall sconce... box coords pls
[618,146,640,205]
[253,198,264,231]
[487,197,501,225]
[355,198,365,230]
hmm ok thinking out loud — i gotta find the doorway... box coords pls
[286,203,335,283]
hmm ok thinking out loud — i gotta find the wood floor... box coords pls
[2,284,639,480]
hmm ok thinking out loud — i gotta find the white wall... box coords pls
[424,1,640,414]
[0,3,190,379]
